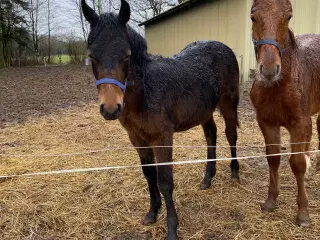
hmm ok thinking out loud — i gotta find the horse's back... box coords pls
[297,34,320,57]
[172,40,239,88]
[296,34,320,114]
[148,40,239,88]
[296,34,320,69]
[174,40,238,66]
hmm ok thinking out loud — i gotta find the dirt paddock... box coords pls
[0,65,319,240]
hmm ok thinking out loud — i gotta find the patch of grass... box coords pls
[51,55,71,64]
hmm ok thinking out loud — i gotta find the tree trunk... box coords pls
[3,39,9,67]
[47,0,51,64]
[92,0,96,12]
[98,0,102,14]
[79,0,87,41]
[30,0,40,63]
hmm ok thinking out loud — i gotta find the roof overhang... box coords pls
[139,0,208,26]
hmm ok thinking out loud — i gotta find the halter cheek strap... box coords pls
[96,78,134,93]
[252,35,285,61]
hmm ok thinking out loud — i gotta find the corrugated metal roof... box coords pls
[139,0,211,26]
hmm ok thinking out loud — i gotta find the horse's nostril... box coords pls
[276,65,281,75]
[100,104,105,113]
[260,65,263,74]
[117,104,122,112]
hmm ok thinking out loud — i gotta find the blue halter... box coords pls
[96,78,133,93]
[252,35,285,61]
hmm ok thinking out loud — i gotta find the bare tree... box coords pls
[0,0,30,67]
[92,0,96,11]
[66,0,178,41]
[68,0,91,42]
[98,0,102,14]
[128,0,177,24]
[47,0,51,63]
[79,0,89,41]
[29,0,46,63]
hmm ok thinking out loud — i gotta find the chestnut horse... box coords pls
[250,0,320,226]
[82,0,240,239]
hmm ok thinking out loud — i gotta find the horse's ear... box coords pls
[81,0,99,25]
[118,0,130,25]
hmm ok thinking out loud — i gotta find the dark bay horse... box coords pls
[250,0,320,226]
[82,0,240,238]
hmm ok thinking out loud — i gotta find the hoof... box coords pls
[296,211,310,227]
[260,200,276,212]
[200,179,212,190]
[297,219,310,227]
[166,233,178,240]
[141,212,157,225]
[231,172,240,180]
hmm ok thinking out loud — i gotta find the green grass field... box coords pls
[51,54,71,64]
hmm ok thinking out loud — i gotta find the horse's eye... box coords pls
[251,16,256,22]
[124,55,131,60]
[288,15,292,21]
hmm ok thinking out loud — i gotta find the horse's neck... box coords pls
[280,31,299,81]
[122,27,149,117]
[123,62,146,114]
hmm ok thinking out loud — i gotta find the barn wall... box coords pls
[290,0,320,35]
[145,0,320,82]
[145,0,248,81]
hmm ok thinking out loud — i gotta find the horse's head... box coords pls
[82,0,131,120]
[251,0,293,85]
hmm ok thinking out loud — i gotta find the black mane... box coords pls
[127,25,148,64]
[126,23,149,82]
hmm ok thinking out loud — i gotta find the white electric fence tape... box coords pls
[0,149,319,179]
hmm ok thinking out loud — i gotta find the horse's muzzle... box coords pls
[100,104,122,120]
[259,64,281,81]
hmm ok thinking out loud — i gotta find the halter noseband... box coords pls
[96,78,134,93]
[252,35,285,61]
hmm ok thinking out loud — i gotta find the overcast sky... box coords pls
[46,0,147,37]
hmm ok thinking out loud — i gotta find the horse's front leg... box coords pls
[288,120,311,226]
[153,134,178,240]
[129,134,162,225]
[258,118,281,211]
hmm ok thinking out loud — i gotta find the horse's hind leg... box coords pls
[200,117,217,190]
[304,117,312,178]
[219,99,239,180]
[316,114,320,171]
[129,134,162,225]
